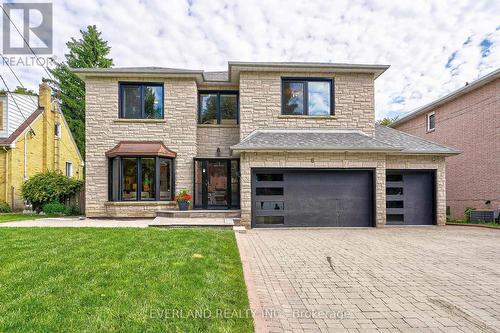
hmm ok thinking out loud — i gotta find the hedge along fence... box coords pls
[21,171,84,212]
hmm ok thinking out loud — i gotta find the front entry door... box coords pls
[194,159,240,209]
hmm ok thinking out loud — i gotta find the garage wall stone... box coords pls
[85,76,198,217]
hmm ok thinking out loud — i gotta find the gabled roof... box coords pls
[391,68,500,127]
[72,61,390,83]
[0,107,43,146]
[231,125,460,155]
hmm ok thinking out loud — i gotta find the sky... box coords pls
[1,0,499,119]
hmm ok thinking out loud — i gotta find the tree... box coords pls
[0,86,37,96]
[49,25,113,157]
[376,116,399,126]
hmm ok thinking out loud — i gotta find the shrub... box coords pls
[0,200,12,213]
[42,202,68,215]
[67,205,81,216]
[22,171,84,211]
[464,207,475,223]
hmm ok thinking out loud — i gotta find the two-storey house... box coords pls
[75,62,459,228]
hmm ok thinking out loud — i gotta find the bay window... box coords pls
[109,156,174,201]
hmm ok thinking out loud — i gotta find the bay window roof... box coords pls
[105,141,176,158]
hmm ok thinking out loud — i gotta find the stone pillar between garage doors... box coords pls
[375,162,387,228]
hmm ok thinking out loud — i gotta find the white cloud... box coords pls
[1,0,499,119]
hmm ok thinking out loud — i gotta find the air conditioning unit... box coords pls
[469,210,497,223]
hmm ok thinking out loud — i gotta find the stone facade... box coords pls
[239,151,446,227]
[239,72,375,138]
[83,67,448,226]
[196,125,240,157]
[85,77,198,217]
[393,78,499,219]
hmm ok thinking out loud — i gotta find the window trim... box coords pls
[281,77,335,116]
[197,90,239,125]
[65,161,73,177]
[426,111,435,132]
[108,156,175,202]
[118,82,164,119]
[55,123,61,139]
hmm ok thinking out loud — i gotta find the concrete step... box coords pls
[156,209,241,219]
[149,216,235,228]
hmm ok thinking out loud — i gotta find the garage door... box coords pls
[251,169,374,228]
[386,171,435,225]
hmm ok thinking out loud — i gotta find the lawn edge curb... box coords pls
[235,231,269,333]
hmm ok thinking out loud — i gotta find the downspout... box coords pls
[24,131,28,180]
[2,147,7,202]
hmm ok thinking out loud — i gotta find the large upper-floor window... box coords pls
[109,156,174,201]
[281,78,334,116]
[199,91,238,125]
[119,83,164,119]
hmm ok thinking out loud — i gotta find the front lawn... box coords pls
[0,228,253,332]
[447,219,500,228]
[0,213,59,223]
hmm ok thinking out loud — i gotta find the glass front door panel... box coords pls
[207,161,227,207]
[194,160,204,208]
[194,159,240,209]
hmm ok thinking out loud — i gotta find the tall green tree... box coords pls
[49,25,113,157]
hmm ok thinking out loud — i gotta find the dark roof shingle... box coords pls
[231,125,460,155]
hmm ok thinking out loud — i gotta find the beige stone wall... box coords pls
[386,155,446,226]
[196,125,240,157]
[85,77,198,217]
[239,72,375,139]
[104,201,176,218]
[239,152,446,228]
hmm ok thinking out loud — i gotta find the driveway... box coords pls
[236,227,500,332]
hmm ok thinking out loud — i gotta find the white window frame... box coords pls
[55,123,62,139]
[65,161,73,177]
[426,112,435,132]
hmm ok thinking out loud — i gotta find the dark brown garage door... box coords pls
[251,169,374,228]
[386,170,435,225]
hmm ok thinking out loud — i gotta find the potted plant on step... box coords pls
[175,189,192,211]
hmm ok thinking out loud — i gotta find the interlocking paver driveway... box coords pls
[236,226,500,332]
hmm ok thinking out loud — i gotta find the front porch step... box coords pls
[149,217,235,228]
[156,209,240,219]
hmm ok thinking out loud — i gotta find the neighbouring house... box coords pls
[75,62,459,228]
[391,69,499,220]
[0,81,84,210]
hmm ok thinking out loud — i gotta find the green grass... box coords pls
[447,219,500,228]
[0,213,60,223]
[0,228,253,332]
